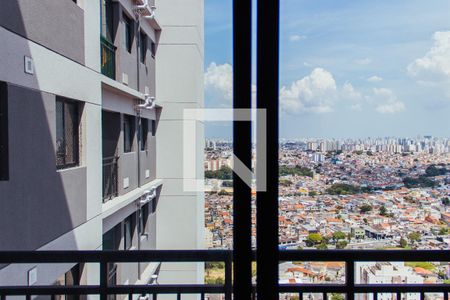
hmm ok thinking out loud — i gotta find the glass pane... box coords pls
[140,118,148,151]
[56,99,65,167]
[123,115,134,152]
[64,102,78,166]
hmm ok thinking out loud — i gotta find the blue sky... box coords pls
[204,0,450,138]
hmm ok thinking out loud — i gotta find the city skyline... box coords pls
[204,0,450,139]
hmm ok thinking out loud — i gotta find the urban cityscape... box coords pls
[204,137,450,296]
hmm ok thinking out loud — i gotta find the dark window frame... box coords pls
[139,30,148,63]
[151,120,156,136]
[101,0,114,43]
[123,114,135,153]
[123,214,134,250]
[139,118,149,151]
[123,13,133,53]
[56,97,80,170]
[0,81,8,181]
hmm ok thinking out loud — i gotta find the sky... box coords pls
[204,0,450,139]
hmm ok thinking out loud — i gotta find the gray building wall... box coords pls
[0,0,85,64]
[0,83,87,251]
[110,3,156,93]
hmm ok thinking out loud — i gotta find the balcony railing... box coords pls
[0,250,448,299]
[103,156,118,201]
[101,36,116,80]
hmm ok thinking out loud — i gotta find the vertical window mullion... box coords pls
[256,0,280,298]
[232,0,253,299]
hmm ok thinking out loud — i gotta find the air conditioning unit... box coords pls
[134,0,156,19]
[138,295,149,300]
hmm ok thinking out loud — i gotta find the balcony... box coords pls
[101,36,116,80]
[0,250,448,299]
[103,156,118,202]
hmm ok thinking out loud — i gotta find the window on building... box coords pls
[151,120,156,137]
[140,31,147,63]
[150,39,156,58]
[139,203,149,236]
[101,0,114,42]
[123,13,133,53]
[56,97,80,170]
[124,215,134,250]
[140,118,148,151]
[123,115,135,153]
[0,81,8,181]
[151,197,157,213]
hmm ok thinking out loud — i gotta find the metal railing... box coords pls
[103,156,118,201]
[0,250,232,300]
[0,250,448,299]
[101,36,116,80]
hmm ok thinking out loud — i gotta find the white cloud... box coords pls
[280,68,337,114]
[372,88,405,114]
[341,82,363,110]
[354,58,372,65]
[407,31,450,79]
[204,62,233,102]
[289,35,307,42]
[367,75,383,82]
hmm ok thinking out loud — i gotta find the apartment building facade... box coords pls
[0,0,204,298]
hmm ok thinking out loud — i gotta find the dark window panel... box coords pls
[124,214,134,250]
[123,114,135,153]
[56,97,80,169]
[123,13,133,53]
[140,118,148,151]
[150,40,156,57]
[140,31,147,63]
[152,120,156,136]
[0,81,8,181]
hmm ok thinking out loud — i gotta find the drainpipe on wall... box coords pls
[135,14,142,278]
[136,16,142,190]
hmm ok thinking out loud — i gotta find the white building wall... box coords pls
[155,0,205,295]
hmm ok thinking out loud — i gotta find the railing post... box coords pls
[100,259,108,300]
[256,0,280,298]
[346,260,355,300]
[225,251,233,300]
[233,0,253,295]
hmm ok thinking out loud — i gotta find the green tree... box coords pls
[331,294,345,300]
[205,166,233,180]
[279,165,314,177]
[403,176,436,188]
[439,227,449,235]
[425,165,447,177]
[336,240,348,249]
[359,204,373,214]
[308,190,318,197]
[399,237,408,248]
[379,205,387,216]
[442,197,450,206]
[305,233,323,246]
[326,183,361,195]
[316,242,328,250]
[332,231,346,242]
[408,232,421,243]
